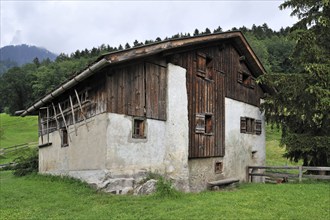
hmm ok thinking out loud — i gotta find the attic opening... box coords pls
[237,71,256,89]
[197,52,214,81]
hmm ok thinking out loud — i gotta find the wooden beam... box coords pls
[52,103,60,130]
[58,103,71,142]
[302,166,330,171]
[69,95,77,136]
[75,89,89,131]
[46,107,49,143]
[248,166,300,170]
[38,111,43,144]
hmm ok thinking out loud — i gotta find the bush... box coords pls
[12,148,38,176]
[154,176,180,199]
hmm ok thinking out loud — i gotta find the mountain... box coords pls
[0,44,57,75]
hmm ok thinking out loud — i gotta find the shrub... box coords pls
[12,148,38,176]
[154,176,180,199]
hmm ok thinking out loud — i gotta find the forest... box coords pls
[0,23,295,115]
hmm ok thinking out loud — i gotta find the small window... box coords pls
[197,53,207,74]
[241,117,261,135]
[238,71,255,89]
[205,114,213,134]
[197,52,214,80]
[215,162,223,174]
[133,118,146,139]
[195,113,213,135]
[246,118,255,133]
[242,73,250,86]
[61,128,69,147]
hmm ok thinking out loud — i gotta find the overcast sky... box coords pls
[1,0,297,55]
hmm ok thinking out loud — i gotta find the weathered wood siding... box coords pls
[106,61,167,120]
[39,72,108,136]
[223,44,264,106]
[168,42,263,158]
[169,47,225,158]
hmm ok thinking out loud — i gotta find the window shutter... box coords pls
[195,114,205,133]
[237,72,243,83]
[206,58,214,80]
[255,120,262,135]
[240,117,247,133]
[197,53,206,74]
[250,77,256,88]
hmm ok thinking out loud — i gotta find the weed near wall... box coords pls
[153,176,181,199]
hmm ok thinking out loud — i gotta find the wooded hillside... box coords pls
[0,24,296,114]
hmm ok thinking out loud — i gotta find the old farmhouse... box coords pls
[21,31,269,193]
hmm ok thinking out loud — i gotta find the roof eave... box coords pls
[20,58,110,116]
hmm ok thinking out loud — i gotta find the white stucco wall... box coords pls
[224,97,266,181]
[105,63,189,191]
[39,63,190,193]
[39,113,108,174]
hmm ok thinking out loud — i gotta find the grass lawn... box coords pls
[0,114,329,219]
[1,171,329,220]
[0,113,38,164]
[265,125,301,166]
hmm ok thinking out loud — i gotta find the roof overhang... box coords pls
[21,31,268,116]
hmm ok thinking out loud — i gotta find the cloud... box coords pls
[0,1,298,54]
[10,30,22,45]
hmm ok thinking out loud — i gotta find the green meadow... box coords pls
[0,113,329,219]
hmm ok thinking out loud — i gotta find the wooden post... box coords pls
[69,95,77,136]
[58,103,71,142]
[52,103,60,130]
[75,89,89,131]
[298,166,302,182]
[46,107,50,143]
[246,166,250,183]
[38,111,43,144]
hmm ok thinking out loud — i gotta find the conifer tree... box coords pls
[261,0,330,166]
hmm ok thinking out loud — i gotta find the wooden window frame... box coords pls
[197,52,207,76]
[238,71,255,89]
[246,118,255,134]
[132,117,146,139]
[195,113,214,135]
[241,117,262,135]
[197,52,214,81]
[215,161,223,174]
[205,113,213,135]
